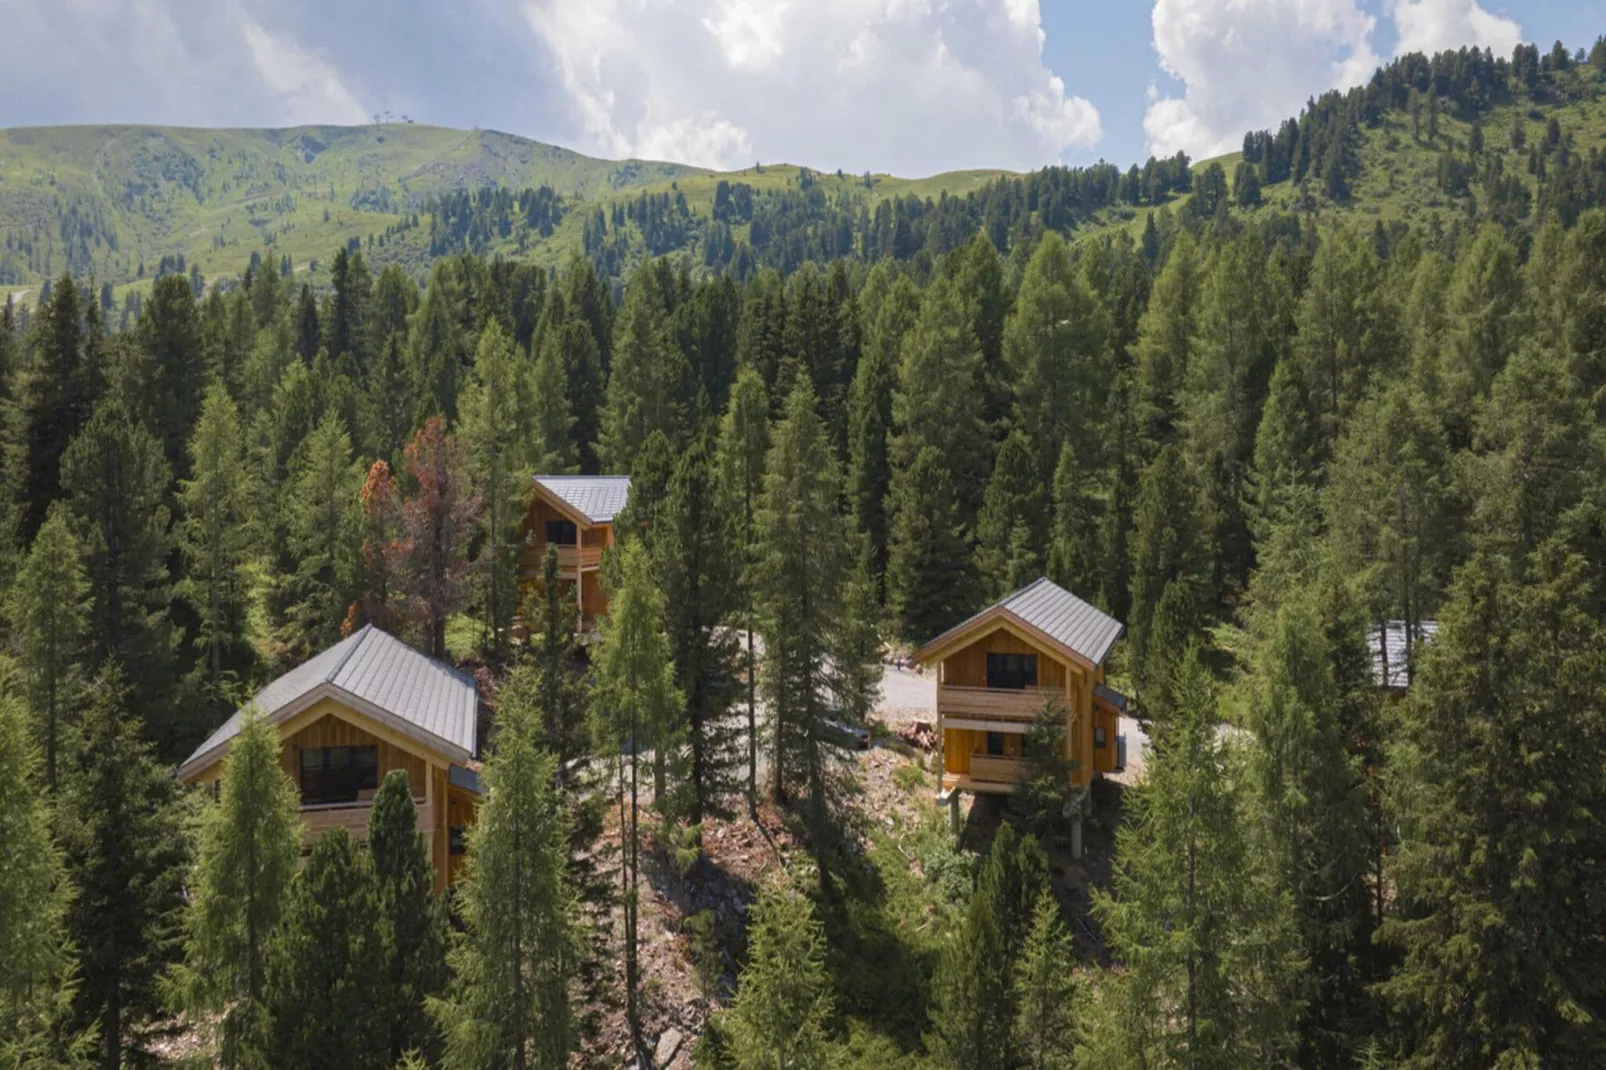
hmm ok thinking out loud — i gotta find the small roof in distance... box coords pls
[915,577,1125,669]
[534,475,632,525]
[180,625,478,778]
[1368,620,1439,690]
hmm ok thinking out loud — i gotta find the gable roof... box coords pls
[533,475,632,525]
[913,577,1125,670]
[1368,620,1439,690]
[179,625,478,780]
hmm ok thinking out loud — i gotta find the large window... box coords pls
[985,731,1006,756]
[545,520,578,546]
[299,746,379,805]
[986,653,1038,690]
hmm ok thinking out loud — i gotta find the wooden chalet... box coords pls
[521,475,631,632]
[178,626,482,892]
[913,578,1127,803]
[1368,619,1439,696]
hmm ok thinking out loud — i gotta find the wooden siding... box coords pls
[281,710,427,800]
[518,497,614,632]
[940,629,1067,690]
[937,684,1048,724]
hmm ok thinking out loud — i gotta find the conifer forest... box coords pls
[6,34,1606,1070]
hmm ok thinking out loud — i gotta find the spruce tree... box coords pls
[281,412,363,658]
[1133,233,1200,453]
[1127,444,1209,702]
[887,447,976,642]
[845,314,895,594]
[57,672,188,1070]
[530,546,586,776]
[753,375,853,855]
[170,710,301,1068]
[1046,442,1097,595]
[724,879,833,1070]
[461,322,525,660]
[138,274,208,479]
[437,687,577,1070]
[262,830,386,1070]
[529,325,577,473]
[1014,890,1077,1070]
[368,771,448,1065]
[178,385,253,694]
[60,399,174,724]
[1085,647,1301,1069]
[655,437,742,824]
[0,680,79,1067]
[975,430,1047,599]
[589,541,681,1058]
[17,274,100,542]
[601,267,692,470]
[716,367,769,807]
[9,509,87,790]
[1378,550,1606,1067]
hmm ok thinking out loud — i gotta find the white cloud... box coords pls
[1144,0,1379,160]
[522,0,1101,175]
[1389,0,1523,58]
[242,18,370,126]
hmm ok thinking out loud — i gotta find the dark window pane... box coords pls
[986,732,1005,756]
[986,653,1039,690]
[545,520,578,546]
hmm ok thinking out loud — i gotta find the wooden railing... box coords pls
[938,685,1047,724]
[555,545,603,571]
[299,798,431,845]
[967,754,1026,784]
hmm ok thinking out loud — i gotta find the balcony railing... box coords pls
[299,797,431,844]
[967,754,1025,784]
[553,544,603,571]
[937,684,1049,724]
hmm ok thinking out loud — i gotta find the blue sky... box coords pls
[0,1,1596,176]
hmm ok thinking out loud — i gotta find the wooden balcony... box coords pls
[941,753,1026,795]
[299,797,431,845]
[937,684,1050,726]
[555,544,603,571]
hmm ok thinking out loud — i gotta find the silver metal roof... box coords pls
[999,578,1125,667]
[181,625,478,775]
[1368,620,1439,690]
[535,475,631,524]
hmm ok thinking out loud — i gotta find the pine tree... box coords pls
[1046,442,1097,595]
[1243,595,1377,1066]
[262,830,386,1070]
[601,267,693,470]
[170,710,301,1068]
[9,509,87,790]
[364,331,415,466]
[975,430,1047,599]
[368,771,448,1065]
[295,284,321,364]
[436,687,577,1070]
[138,274,208,479]
[716,367,769,808]
[1127,445,1208,701]
[408,267,467,425]
[887,446,976,642]
[943,233,1011,435]
[1378,549,1606,1067]
[0,679,79,1067]
[460,322,525,660]
[57,672,188,1070]
[590,541,681,1058]
[929,824,1049,1070]
[281,413,363,659]
[178,385,253,694]
[529,547,585,776]
[655,437,742,824]
[1014,890,1077,1070]
[16,274,101,542]
[1133,233,1200,453]
[1085,647,1301,1069]
[723,879,833,1070]
[60,399,174,721]
[846,314,894,593]
[1004,231,1114,482]
[529,325,577,473]
[753,375,853,856]
[395,417,479,658]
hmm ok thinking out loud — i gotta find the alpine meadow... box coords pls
[6,25,1606,1070]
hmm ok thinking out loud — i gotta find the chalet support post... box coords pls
[949,788,961,834]
[1070,811,1083,860]
[1063,786,1091,861]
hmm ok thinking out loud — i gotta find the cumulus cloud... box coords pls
[1142,0,1527,162]
[0,0,368,129]
[522,0,1101,175]
[1389,0,1523,58]
[1144,0,1378,160]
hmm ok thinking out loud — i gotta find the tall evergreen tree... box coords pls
[60,399,174,721]
[1046,442,1097,595]
[137,274,207,479]
[368,771,448,1065]
[1014,890,1077,1070]
[601,267,692,471]
[460,322,525,660]
[845,277,912,594]
[887,446,975,641]
[177,385,253,693]
[1133,233,1200,453]
[716,367,769,808]
[57,673,188,1070]
[975,430,1048,599]
[1085,647,1301,1069]
[528,325,577,473]
[590,540,681,1058]
[655,437,742,824]
[724,879,833,1070]
[9,509,87,789]
[170,710,301,1069]
[280,413,363,659]
[1127,444,1208,700]
[262,830,386,1070]
[16,275,101,542]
